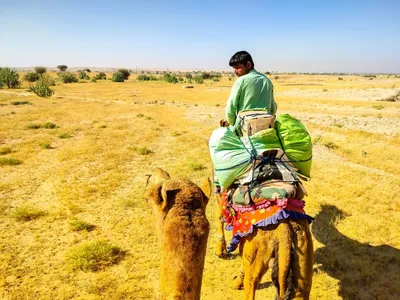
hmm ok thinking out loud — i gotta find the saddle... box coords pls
[224,151,306,206]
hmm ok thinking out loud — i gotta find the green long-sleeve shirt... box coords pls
[225,69,277,126]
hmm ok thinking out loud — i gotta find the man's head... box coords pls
[229,51,254,77]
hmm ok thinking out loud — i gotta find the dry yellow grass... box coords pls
[0,73,399,299]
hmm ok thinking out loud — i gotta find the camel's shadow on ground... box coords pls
[312,205,400,300]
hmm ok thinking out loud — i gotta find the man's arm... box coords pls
[225,79,241,126]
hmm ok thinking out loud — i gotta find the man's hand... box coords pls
[219,119,230,127]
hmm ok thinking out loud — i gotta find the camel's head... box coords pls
[145,168,211,213]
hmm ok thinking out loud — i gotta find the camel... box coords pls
[215,193,314,300]
[145,168,211,300]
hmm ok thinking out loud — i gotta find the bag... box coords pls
[236,109,275,137]
[275,114,312,177]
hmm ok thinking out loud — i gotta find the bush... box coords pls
[57,65,68,71]
[83,68,91,72]
[137,74,157,81]
[29,75,55,97]
[58,72,78,83]
[117,68,130,80]
[193,76,204,84]
[0,157,22,166]
[24,72,40,82]
[93,72,107,80]
[67,240,125,271]
[78,71,90,80]
[0,68,21,88]
[111,72,125,82]
[10,205,45,221]
[34,66,47,75]
[162,73,178,84]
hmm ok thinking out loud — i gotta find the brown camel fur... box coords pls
[215,194,313,300]
[145,168,211,300]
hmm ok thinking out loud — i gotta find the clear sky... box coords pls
[1,0,399,73]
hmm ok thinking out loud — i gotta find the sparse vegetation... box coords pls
[40,143,52,149]
[0,147,12,155]
[11,205,45,220]
[69,219,96,231]
[58,133,72,139]
[188,161,206,171]
[25,122,57,129]
[0,157,22,166]
[11,101,31,105]
[66,240,125,271]
[378,91,400,102]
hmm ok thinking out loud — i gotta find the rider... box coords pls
[221,51,277,127]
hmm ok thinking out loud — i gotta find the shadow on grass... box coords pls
[312,205,400,299]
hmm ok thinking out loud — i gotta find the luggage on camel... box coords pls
[236,109,275,137]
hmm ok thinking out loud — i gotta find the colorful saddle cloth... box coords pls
[219,191,313,253]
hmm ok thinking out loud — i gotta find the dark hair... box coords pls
[229,51,254,69]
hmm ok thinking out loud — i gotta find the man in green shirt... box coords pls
[222,51,277,127]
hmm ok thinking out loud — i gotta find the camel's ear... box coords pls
[200,177,212,207]
[160,184,180,211]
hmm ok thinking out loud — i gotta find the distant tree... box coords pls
[201,72,211,80]
[34,66,47,75]
[111,72,125,82]
[185,73,193,79]
[57,65,68,72]
[83,68,91,72]
[118,68,130,80]
[24,72,40,83]
[0,67,21,88]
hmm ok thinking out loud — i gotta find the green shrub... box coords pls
[58,72,78,83]
[34,66,47,75]
[0,68,21,88]
[24,72,40,82]
[25,123,42,129]
[57,65,68,71]
[40,143,52,149]
[42,122,57,129]
[193,76,204,84]
[93,72,107,80]
[162,73,178,83]
[29,75,54,97]
[117,68,130,80]
[58,133,72,139]
[78,71,90,80]
[188,161,206,171]
[83,68,91,72]
[0,157,22,166]
[66,240,125,271]
[111,72,125,82]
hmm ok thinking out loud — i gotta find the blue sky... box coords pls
[1,0,399,72]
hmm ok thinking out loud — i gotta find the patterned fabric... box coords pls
[219,191,313,253]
